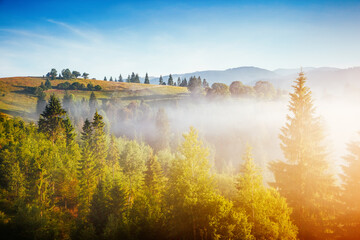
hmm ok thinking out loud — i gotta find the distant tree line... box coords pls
[46,68,89,80]
[56,81,102,91]
[45,68,282,100]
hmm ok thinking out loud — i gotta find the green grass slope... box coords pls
[0,77,188,120]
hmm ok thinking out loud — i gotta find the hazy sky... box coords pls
[1,0,360,78]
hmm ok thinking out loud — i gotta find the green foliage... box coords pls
[229,81,256,98]
[82,72,89,79]
[236,146,298,239]
[38,94,67,142]
[62,69,73,80]
[165,127,253,239]
[47,68,57,80]
[72,71,81,78]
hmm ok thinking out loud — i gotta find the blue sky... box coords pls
[0,0,360,78]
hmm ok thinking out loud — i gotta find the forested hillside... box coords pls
[0,72,360,239]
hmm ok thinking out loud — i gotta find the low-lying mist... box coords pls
[50,83,360,184]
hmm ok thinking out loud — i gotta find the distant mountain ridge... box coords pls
[149,66,360,96]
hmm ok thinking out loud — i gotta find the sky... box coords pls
[0,0,360,79]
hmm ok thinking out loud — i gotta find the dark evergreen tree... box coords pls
[177,77,181,87]
[89,180,109,235]
[127,75,131,83]
[144,73,150,84]
[180,78,188,87]
[159,75,163,85]
[167,74,174,86]
[119,74,123,82]
[38,94,67,142]
[130,72,136,83]
[134,73,140,83]
[45,79,52,89]
[104,76,107,81]
[63,116,75,146]
[110,76,113,82]
[187,76,202,94]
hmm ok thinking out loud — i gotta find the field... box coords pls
[0,77,188,121]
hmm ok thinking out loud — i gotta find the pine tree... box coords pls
[135,73,140,83]
[269,71,338,239]
[63,116,75,146]
[127,75,131,83]
[144,73,150,84]
[130,72,136,83]
[104,76,107,81]
[177,77,181,86]
[159,75,163,85]
[38,94,67,142]
[92,111,108,180]
[89,180,109,235]
[78,119,97,219]
[119,74,123,82]
[167,74,174,86]
[110,76,113,82]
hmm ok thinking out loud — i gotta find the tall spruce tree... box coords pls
[269,71,338,239]
[119,74,123,82]
[78,119,97,219]
[159,75,163,85]
[144,73,150,84]
[92,111,108,180]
